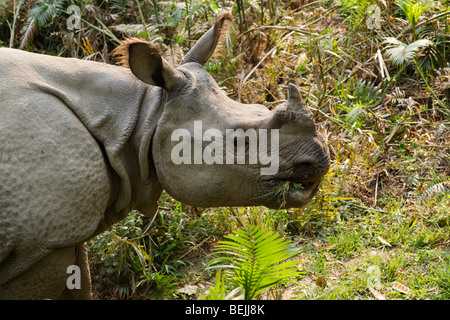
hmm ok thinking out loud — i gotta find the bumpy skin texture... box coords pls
[0,85,109,298]
[0,12,329,299]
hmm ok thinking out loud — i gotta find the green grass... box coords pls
[286,203,449,300]
[87,187,448,299]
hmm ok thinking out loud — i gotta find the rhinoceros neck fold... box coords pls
[47,62,166,227]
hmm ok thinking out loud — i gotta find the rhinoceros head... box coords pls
[115,12,330,209]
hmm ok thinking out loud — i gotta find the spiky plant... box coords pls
[396,0,434,41]
[411,171,450,202]
[200,270,242,300]
[382,37,435,67]
[208,225,301,300]
[28,0,66,28]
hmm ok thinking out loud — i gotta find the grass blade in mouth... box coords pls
[253,181,305,207]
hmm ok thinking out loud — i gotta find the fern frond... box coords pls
[208,225,300,300]
[422,174,450,200]
[200,270,243,300]
[28,0,66,28]
[411,173,450,201]
[396,0,433,27]
[383,37,434,66]
[112,24,159,38]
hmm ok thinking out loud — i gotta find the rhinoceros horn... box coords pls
[286,83,314,122]
[181,12,233,66]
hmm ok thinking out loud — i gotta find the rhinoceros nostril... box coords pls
[295,161,316,173]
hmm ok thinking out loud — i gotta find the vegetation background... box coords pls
[1,0,449,300]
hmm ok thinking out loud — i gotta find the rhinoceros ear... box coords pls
[114,38,186,91]
[181,12,233,66]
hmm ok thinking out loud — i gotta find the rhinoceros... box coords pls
[0,12,329,299]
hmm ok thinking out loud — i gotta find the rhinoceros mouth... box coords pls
[261,178,321,209]
[282,179,320,208]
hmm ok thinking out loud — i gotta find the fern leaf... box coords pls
[422,175,450,199]
[383,37,434,66]
[346,105,362,126]
[28,0,66,28]
[209,225,300,300]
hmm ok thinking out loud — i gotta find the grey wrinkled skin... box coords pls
[0,12,329,299]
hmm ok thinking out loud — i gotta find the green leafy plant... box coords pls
[28,0,66,28]
[336,0,374,30]
[200,270,242,300]
[433,255,450,298]
[338,81,384,131]
[350,81,384,108]
[207,225,301,300]
[382,0,437,82]
[139,271,178,299]
[396,0,434,41]
[88,211,152,298]
[411,171,450,201]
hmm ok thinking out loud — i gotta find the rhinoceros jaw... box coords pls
[283,180,320,208]
[262,178,320,209]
